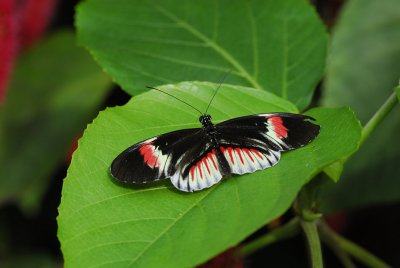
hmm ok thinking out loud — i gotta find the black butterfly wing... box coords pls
[216,113,320,151]
[111,127,228,192]
[215,113,320,175]
[111,128,203,184]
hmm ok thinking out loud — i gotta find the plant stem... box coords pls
[318,222,356,268]
[319,221,391,268]
[300,219,323,268]
[237,218,301,257]
[360,91,398,146]
[339,237,391,268]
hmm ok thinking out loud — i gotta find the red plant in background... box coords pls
[19,0,57,47]
[0,0,17,104]
[326,212,348,233]
[199,247,244,268]
[0,0,57,104]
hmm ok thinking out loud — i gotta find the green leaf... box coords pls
[0,31,111,212]
[76,0,327,110]
[321,0,400,212]
[58,82,361,267]
[323,160,344,182]
[396,84,400,101]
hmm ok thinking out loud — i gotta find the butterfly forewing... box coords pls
[111,128,202,184]
[216,113,320,151]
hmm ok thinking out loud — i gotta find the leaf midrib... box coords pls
[245,2,259,79]
[281,3,289,99]
[151,2,264,90]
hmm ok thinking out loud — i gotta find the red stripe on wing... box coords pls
[268,116,288,138]
[203,158,211,175]
[209,150,218,171]
[138,142,159,168]
[235,148,245,164]
[190,166,195,181]
[227,147,235,164]
[251,148,264,159]
[198,162,203,179]
[243,148,254,163]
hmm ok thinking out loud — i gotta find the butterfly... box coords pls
[110,86,320,192]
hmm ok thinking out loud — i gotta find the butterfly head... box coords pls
[199,114,213,127]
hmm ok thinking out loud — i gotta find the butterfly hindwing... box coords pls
[218,146,281,176]
[170,140,227,192]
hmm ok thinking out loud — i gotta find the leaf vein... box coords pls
[64,216,175,247]
[151,2,263,90]
[127,190,215,266]
[61,187,168,225]
[79,240,152,262]
[128,49,241,75]
[246,3,259,79]
[115,61,173,84]
[126,37,207,47]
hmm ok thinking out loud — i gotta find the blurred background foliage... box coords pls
[0,31,111,213]
[0,0,113,266]
[320,0,400,212]
[0,0,399,267]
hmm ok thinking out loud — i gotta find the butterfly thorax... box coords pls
[199,114,215,131]
[199,114,218,145]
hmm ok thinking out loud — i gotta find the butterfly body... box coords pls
[111,112,320,192]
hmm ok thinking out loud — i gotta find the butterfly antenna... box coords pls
[146,86,203,115]
[204,69,232,114]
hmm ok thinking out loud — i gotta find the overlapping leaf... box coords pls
[58,82,361,267]
[76,0,327,110]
